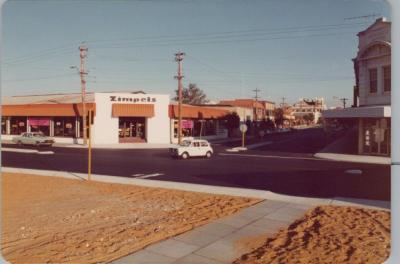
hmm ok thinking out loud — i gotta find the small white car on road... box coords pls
[170,139,213,159]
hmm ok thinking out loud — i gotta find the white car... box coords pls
[170,139,213,159]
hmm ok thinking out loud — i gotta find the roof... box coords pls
[357,17,390,36]
[219,99,265,109]
[1,91,145,105]
[169,104,230,119]
[322,105,391,118]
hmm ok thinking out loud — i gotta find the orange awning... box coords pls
[1,103,96,117]
[169,105,229,119]
[112,104,154,117]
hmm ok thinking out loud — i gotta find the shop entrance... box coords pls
[119,117,146,143]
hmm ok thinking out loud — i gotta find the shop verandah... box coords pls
[1,103,95,144]
[169,104,230,143]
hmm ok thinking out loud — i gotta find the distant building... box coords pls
[292,98,327,124]
[322,18,391,156]
[218,99,275,121]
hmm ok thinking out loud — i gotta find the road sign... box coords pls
[240,124,248,133]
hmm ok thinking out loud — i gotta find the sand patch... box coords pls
[234,205,390,264]
[1,173,260,263]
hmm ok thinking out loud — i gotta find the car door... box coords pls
[192,142,202,156]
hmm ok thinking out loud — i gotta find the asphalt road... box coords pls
[1,128,390,201]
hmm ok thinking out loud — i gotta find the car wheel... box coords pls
[205,151,212,158]
[181,152,189,159]
[35,141,40,147]
[17,140,22,146]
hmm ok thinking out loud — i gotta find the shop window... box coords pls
[54,117,76,137]
[383,66,391,92]
[29,118,51,136]
[1,117,7,134]
[10,117,27,135]
[369,68,377,93]
[363,118,390,156]
[118,117,145,139]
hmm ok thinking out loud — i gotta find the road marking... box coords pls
[1,148,54,155]
[131,173,164,179]
[219,153,321,161]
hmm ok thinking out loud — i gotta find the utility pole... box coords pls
[281,97,286,108]
[333,96,349,109]
[79,43,88,145]
[340,98,348,109]
[253,87,261,121]
[253,87,261,101]
[175,51,185,144]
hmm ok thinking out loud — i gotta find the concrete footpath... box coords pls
[2,167,390,264]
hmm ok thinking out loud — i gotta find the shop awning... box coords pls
[169,105,229,119]
[112,104,154,117]
[1,103,96,117]
[322,105,391,119]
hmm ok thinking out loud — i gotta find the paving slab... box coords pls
[173,229,221,247]
[111,250,175,264]
[145,239,200,259]
[173,253,227,264]
[191,222,237,238]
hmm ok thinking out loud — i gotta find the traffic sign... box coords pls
[240,124,248,133]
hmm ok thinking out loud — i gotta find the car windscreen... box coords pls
[180,141,191,146]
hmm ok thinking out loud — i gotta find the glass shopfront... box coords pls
[363,118,390,156]
[54,117,77,137]
[119,117,146,142]
[10,117,27,135]
[28,117,51,136]
[1,117,7,134]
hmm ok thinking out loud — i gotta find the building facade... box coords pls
[218,99,274,121]
[322,18,391,156]
[1,91,232,145]
[292,98,326,124]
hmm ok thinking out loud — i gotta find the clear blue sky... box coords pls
[1,0,390,107]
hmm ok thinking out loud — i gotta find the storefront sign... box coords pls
[181,120,194,129]
[110,96,156,103]
[28,118,50,126]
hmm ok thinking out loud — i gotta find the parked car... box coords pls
[170,139,213,159]
[12,132,55,146]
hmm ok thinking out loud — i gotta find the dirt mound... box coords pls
[235,205,390,264]
[1,173,260,264]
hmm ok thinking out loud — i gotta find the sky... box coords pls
[0,0,391,107]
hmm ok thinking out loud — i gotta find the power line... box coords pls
[85,22,368,46]
[2,73,76,82]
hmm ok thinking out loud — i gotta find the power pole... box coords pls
[79,43,88,145]
[175,51,185,144]
[281,97,286,108]
[253,87,261,121]
[253,87,261,101]
[340,98,348,109]
[333,96,349,109]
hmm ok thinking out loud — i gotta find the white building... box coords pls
[2,92,170,145]
[292,98,327,124]
[322,18,391,156]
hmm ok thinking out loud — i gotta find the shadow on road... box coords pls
[159,167,390,201]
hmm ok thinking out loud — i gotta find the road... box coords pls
[1,128,390,201]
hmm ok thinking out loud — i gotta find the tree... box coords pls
[174,83,209,105]
[303,113,315,124]
[224,112,240,137]
[274,108,284,127]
